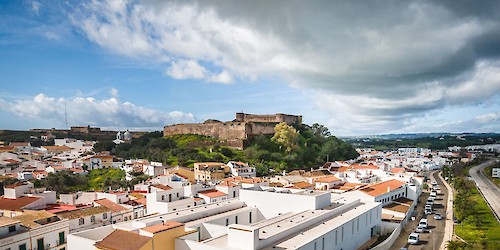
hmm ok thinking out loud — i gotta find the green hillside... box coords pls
[94,123,358,176]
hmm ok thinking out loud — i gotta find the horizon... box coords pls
[1,1,500,136]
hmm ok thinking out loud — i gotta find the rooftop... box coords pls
[141,221,183,233]
[0,196,41,211]
[0,216,19,227]
[359,179,406,197]
[94,199,128,212]
[198,190,227,198]
[151,184,172,191]
[95,229,151,250]
[58,206,111,220]
[14,210,58,228]
[314,175,341,183]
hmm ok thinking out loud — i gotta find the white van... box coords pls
[408,233,420,244]
[419,218,428,228]
[430,191,437,197]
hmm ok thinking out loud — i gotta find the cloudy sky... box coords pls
[1,0,499,136]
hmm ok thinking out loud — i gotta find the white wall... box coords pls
[239,189,330,219]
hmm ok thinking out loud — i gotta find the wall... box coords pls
[238,189,330,219]
[235,113,302,125]
[371,222,403,250]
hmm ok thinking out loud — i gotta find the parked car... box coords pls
[416,225,425,233]
[434,213,443,220]
[408,233,420,245]
[425,208,433,215]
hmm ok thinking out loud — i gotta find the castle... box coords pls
[163,113,302,149]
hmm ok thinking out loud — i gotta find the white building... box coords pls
[227,161,256,178]
[0,211,69,250]
[68,186,382,250]
[493,168,500,178]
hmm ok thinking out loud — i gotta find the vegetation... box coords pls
[95,123,358,175]
[347,134,500,151]
[449,160,500,249]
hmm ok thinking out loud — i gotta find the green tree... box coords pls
[271,122,299,154]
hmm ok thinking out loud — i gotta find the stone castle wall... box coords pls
[235,113,302,124]
[163,122,247,140]
[163,113,302,149]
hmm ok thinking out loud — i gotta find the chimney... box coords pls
[387,186,391,193]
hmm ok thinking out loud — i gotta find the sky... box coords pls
[0,0,500,136]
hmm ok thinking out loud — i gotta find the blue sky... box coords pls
[1,1,500,136]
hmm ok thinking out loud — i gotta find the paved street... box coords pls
[469,160,500,222]
[390,171,448,250]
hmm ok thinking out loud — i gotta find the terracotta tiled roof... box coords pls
[0,146,16,152]
[95,229,151,250]
[9,142,30,147]
[359,179,406,197]
[0,196,41,211]
[315,175,341,183]
[217,181,239,187]
[151,184,172,191]
[14,210,57,228]
[198,189,227,198]
[390,168,405,173]
[141,221,183,233]
[58,206,110,219]
[293,181,313,189]
[383,202,411,214]
[94,199,128,212]
[0,217,19,227]
[134,198,147,206]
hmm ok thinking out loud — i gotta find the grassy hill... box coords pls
[97,123,358,176]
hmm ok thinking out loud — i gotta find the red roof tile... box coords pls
[94,199,128,212]
[141,221,183,233]
[0,196,41,211]
[198,190,227,198]
[95,229,151,250]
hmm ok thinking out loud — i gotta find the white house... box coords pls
[227,161,256,178]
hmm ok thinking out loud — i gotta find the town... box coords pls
[1,113,498,250]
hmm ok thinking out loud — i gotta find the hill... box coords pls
[95,123,358,176]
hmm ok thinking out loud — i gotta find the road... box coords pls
[469,159,500,223]
[390,171,447,250]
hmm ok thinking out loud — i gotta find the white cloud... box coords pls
[166,60,207,80]
[31,1,42,15]
[70,0,500,134]
[0,93,196,130]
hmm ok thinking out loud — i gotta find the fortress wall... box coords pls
[163,122,247,140]
[245,122,278,137]
[236,113,302,125]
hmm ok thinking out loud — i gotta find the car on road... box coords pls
[419,218,428,228]
[408,233,420,245]
[416,225,425,233]
[434,213,443,220]
[431,181,437,186]
[425,208,433,215]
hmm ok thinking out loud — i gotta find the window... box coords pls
[103,213,108,219]
[226,218,229,226]
[79,218,84,225]
[37,238,44,250]
[235,216,238,224]
[8,225,15,232]
[249,212,252,223]
[161,195,165,201]
[19,243,27,250]
[169,194,172,202]
[59,231,65,244]
[233,190,236,198]
[91,215,95,223]
[177,193,179,198]
[10,212,16,217]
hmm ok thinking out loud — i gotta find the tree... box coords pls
[271,122,299,154]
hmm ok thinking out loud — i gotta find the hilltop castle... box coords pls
[163,113,302,149]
